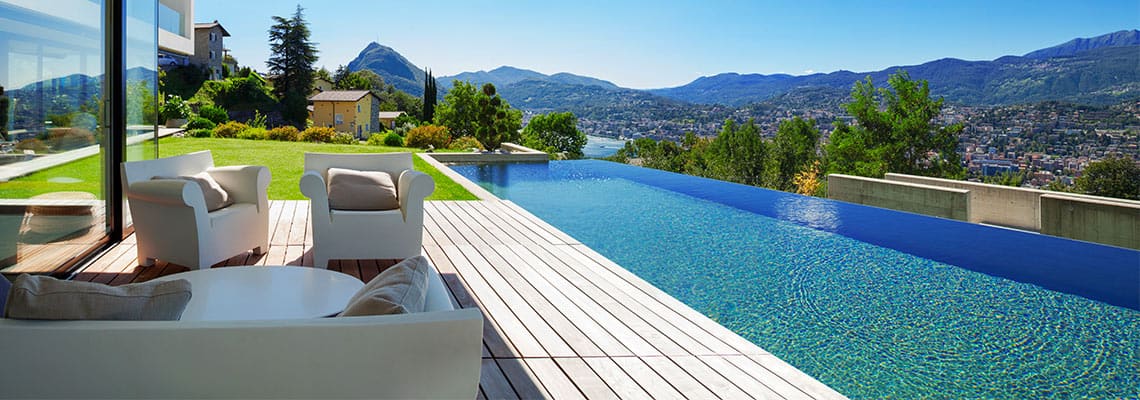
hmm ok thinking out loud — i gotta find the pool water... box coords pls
[450,160,1140,399]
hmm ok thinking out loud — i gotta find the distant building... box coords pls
[981,160,1019,176]
[311,77,334,96]
[309,90,381,139]
[191,20,230,80]
[379,111,406,130]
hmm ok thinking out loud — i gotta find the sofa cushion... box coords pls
[340,256,430,316]
[154,172,233,212]
[4,274,192,320]
[326,167,400,211]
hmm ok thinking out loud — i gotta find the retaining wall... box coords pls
[827,174,971,221]
[1040,194,1140,250]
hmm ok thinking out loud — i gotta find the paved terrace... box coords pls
[74,200,845,399]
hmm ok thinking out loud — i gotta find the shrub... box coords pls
[330,132,357,145]
[246,110,267,129]
[198,104,229,124]
[160,95,190,121]
[383,132,405,147]
[406,124,450,149]
[393,122,415,137]
[449,136,484,151]
[266,126,301,141]
[47,128,95,150]
[187,128,213,138]
[186,116,216,131]
[212,121,247,138]
[366,132,404,147]
[15,138,48,153]
[237,127,267,140]
[301,126,336,143]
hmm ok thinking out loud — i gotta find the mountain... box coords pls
[1023,29,1140,59]
[649,31,1140,107]
[345,42,426,96]
[439,66,619,91]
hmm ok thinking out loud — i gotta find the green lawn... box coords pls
[2,137,477,201]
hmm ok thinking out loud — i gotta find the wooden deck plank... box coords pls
[581,357,652,399]
[424,244,504,359]
[480,359,520,400]
[670,355,757,399]
[496,358,551,400]
[640,356,720,400]
[553,358,618,400]
[524,358,587,400]
[466,201,541,246]
[748,354,847,400]
[445,244,548,358]
[698,355,785,399]
[464,245,577,358]
[724,355,814,400]
[500,200,579,244]
[495,245,630,358]
[287,201,308,245]
[610,356,686,400]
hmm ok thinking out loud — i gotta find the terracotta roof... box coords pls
[194,20,231,37]
[308,90,374,102]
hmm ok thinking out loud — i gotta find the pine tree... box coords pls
[267,5,318,128]
[422,69,437,122]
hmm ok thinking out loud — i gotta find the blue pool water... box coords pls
[450,160,1140,399]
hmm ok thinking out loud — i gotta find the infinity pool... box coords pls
[450,160,1140,399]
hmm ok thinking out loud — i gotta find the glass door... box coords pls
[0,0,109,277]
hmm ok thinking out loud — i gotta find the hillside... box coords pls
[648,44,1140,107]
[438,66,619,91]
[1023,29,1140,59]
[345,42,426,95]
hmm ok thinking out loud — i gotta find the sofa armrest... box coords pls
[207,165,270,207]
[398,170,435,207]
[126,179,206,210]
[300,170,330,217]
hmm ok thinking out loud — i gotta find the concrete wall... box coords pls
[1040,194,1140,250]
[885,173,1040,230]
[827,174,971,221]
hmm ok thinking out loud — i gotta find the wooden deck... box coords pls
[72,200,845,399]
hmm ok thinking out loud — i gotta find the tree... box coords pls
[521,112,587,159]
[314,67,332,83]
[267,5,318,127]
[825,70,963,178]
[422,69,437,122]
[1074,156,1140,200]
[768,116,821,191]
[708,119,768,186]
[335,69,384,91]
[474,83,521,150]
[433,80,478,138]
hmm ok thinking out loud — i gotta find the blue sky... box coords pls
[196,0,1138,89]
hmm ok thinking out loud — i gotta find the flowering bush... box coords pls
[212,121,248,138]
[266,126,301,141]
[301,126,336,143]
[405,125,450,149]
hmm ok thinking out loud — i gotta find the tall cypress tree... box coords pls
[267,5,318,128]
[423,69,437,122]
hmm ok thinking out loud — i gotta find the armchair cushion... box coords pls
[326,167,399,211]
[4,274,192,320]
[153,171,233,211]
[340,256,430,316]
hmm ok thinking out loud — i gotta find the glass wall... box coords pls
[0,0,156,276]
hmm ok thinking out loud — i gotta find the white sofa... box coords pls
[300,152,434,268]
[0,260,483,399]
[121,150,270,269]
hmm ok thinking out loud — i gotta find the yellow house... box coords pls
[308,90,381,139]
[379,111,407,129]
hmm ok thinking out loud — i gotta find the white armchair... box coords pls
[300,152,434,268]
[121,150,270,270]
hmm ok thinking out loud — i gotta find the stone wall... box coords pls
[1040,194,1140,250]
[827,174,971,221]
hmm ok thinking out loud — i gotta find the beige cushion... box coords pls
[153,172,233,212]
[340,256,430,316]
[4,274,192,320]
[327,167,400,211]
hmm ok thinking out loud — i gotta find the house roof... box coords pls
[194,20,231,37]
[308,90,375,102]
[378,111,407,119]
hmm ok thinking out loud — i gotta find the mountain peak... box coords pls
[345,42,425,95]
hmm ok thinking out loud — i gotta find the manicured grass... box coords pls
[4,137,477,201]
